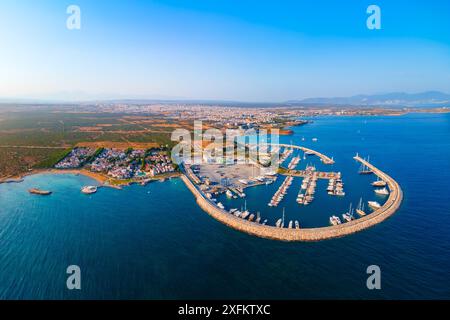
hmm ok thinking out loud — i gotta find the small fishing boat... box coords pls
[276,218,283,228]
[28,188,52,195]
[342,213,353,222]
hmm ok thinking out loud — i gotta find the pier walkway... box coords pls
[281,170,340,180]
[246,143,335,165]
[294,145,335,164]
[181,151,402,241]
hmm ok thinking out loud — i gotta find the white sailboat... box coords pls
[356,197,366,216]
[342,203,354,222]
[359,156,373,174]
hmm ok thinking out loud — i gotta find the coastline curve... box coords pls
[181,151,403,242]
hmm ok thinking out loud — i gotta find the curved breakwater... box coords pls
[181,154,402,242]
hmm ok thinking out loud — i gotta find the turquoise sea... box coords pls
[0,113,449,299]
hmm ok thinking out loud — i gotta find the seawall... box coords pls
[181,156,402,242]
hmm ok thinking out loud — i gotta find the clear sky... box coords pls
[0,0,449,102]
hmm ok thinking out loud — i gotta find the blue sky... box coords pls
[0,0,449,101]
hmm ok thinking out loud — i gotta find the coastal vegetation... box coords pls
[0,109,174,178]
[34,148,73,169]
[1,103,446,180]
[0,147,64,179]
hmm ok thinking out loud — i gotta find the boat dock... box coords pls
[297,146,335,164]
[268,176,293,207]
[282,169,340,180]
[246,143,335,165]
[296,171,318,205]
[181,152,402,242]
[287,156,301,170]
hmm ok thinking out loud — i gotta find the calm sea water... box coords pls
[0,113,449,299]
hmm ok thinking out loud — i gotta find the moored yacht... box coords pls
[372,178,387,187]
[358,156,373,174]
[342,213,353,222]
[276,218,283,228]
[368,201,381,210]
[329,215,342,226]
[356,198,366,216]
[81,186,97,194]
[241,210,250,219]
[29,188,52,195]
[375,187,389,196]
[342,203,355,222]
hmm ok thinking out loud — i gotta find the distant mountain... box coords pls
[288,91,450,107]
[2,91,450,108]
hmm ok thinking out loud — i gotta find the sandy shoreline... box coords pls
[0,168,181,189]
[39,169,108,183]
[0,169,117,187]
